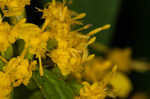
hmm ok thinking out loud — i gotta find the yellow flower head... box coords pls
[0,0,120,99]
[0,0,30,16]
[0,17,13,52]
[110,72,132,98]
[0,72,12,99]
[76,82,107,99]
[42,0,110,76]
[13,19,50,77]
[13,19,49,57]
[76,66,117,99]
[42,0,85,31]
[82,58,112,82]
[50,48,83,75]
[29,31,49,57]
[3,56,36,87]
[14,19,40,42]
[107,48,132,72]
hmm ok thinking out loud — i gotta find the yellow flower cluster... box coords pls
[41,0,110,75]
[89,42,150,98]
[3,56,36,87]
[76,66,117,99]
[76,82,106,99]
[0,72,12,99]
[0,0,113,98]
[76,47,133,98]
[0,15,16,52]
[110,72,132,98]
[0,56,36,99]
[0,0,30,16]
[107,48,132,72]
[83,58,112,82]
[74,48,134,98]
[0,0,38,98]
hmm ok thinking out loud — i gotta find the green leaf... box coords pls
[24,50,34,60]
[0,60,4,71]
[33,70,74,99]
[1,45,13,60]
[26,79,38,91]
[67,79,83,96]
[10,89,14,99]
[13,39,25,56]
[51,67,64,79]
[29,91,44,99]
[13,39,33,60]
[13,85,33,99]
[47,39,58,51]
[0,45,13,71]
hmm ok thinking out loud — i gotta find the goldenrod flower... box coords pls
[0,0,119,99]
[14,19,49,57]
[110,72,132,98]
[82,58,112,82]
[42,0,110,76]
[107,48,132,72]
[0,72,12,99]
[50,48,82,75]
[3,56,36,87]
[0,0,30,16]
[12,19,48,76]
[76,66,117,99]
[0,16,14,52]
[76,82,107,99]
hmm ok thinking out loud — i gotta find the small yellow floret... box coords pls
[3,56,36,87]
[87,24,111,36]
[110,72,132,98]
[82,58,112,82]
[0,20,14,52]
[0,72,12,99]
[76,82,106,99]
[108,48,132,72]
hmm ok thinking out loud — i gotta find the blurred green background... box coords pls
[70,0,150,98]
[70,0,121,45]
